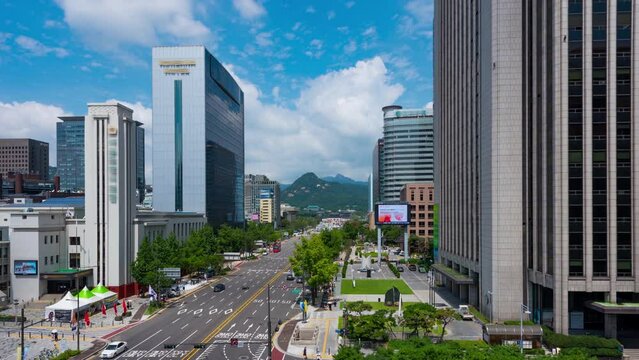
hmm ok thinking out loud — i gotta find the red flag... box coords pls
[113,302,118,316]
[84,311,90,326]
[122,300,128,314]
[101,303,106,316]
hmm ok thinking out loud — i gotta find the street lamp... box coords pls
[520,304,531,353]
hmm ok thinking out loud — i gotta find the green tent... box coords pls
[77,286,95,299]
[91,283,110,295]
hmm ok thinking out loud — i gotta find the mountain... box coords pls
[322,173,368,186]
[282,172,368,211]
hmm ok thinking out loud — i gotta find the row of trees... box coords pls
[289,228,347,304]
[281,215,320,235]
[343,302,459,344]
[131,222,280,290]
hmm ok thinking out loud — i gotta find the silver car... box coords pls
[100,341,127,358]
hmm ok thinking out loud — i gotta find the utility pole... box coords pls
[77,288,80,352]
[267,283,272,360]
[20,308,24,360]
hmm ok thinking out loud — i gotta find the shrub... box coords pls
[542,326,623,358]
[387,262,400,278]
[504,320,535,326]
[123,311,132,317]
[51,350,81,360]
[0,315,26,322]
[114,315,123,321]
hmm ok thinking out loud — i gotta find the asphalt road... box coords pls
[104,237,303,360]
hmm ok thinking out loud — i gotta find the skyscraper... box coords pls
[244,174,280,226]
[380,106,434,202]
[0,138,49,180]
[56,116,85,191]
[435,0,638,337]
[372,138,384,205]
[152,46,245,227]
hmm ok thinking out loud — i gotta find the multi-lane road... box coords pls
[104,237,302,360]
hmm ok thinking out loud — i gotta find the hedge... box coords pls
[387,262,400,278]
[51,350,81,360]
[542,326,623,358]
[342,246,352,279]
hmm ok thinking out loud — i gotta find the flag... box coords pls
[84,311,90,326]
[149,285,157,301]
[101,303,106,316]
[122,300,128,314]
[300,301,305,312]
[113,303,118,316]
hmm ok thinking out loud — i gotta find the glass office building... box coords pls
[56,116,85,191]
[152,46,244,226]
[136,126,145,203]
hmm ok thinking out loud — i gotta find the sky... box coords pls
[0,0,433,184]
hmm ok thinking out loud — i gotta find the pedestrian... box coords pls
[303,346,307,359]
[328,303,332,311]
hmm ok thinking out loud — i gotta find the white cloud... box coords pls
[44,20,64,28]
[327,10,336,20]
[272,63,284,71]
[271,86,280,99]
[54,0,210,52]
[425,101,434,115]
[398,0,434,38]
[15,36,69,57]
[255,32,272,47]
[226,57,404,183]
[343,40,357,54]
[0,101,69,166]
[337,26,349,34]
[306,6,316,13]
[80,65,90,72]
[292,22,302,31]
[310,39,323,49]
[305,39,324,59]
[362,26,376,37]
[284,33,295,40]
[345,1,355,8]
[232,0,266,19]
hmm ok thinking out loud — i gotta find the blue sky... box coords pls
[0,0,433,183]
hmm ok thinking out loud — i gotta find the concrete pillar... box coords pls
[460,284,469,303]
[469,284,479,307]
[604,314,617,339]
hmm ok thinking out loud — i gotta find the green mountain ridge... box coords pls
[282,172,368,211]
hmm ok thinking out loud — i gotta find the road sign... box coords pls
[230,338,239,347]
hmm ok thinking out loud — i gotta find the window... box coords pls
[51,215,55,220]
[44,236,47,245]
[70,237,80,246]
[69,253,80,268]
[55,235,59,243]
[44,257,48,265]
[56,255,59,264]
[50,256,53,264]
[2,265,6,275]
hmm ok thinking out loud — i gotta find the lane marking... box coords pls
[159,330,198,360]
[136,335,171,358]
[251,310,257,315]
[206,319,212,324]
[321,318,330,357]
[181,323,189,330]
[119,329,163,356]
[243,318,249,325]
[172,318,180,324]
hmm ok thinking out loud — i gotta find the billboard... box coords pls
[14,260,38,276]
[375,204,410,225]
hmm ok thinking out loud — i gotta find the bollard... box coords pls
[29,332,31,339]
[41,333,43,339]
[83,334,86,341]
[72,333,74,340]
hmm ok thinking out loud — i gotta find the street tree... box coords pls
[434,307,461,342]
[402,303,436,335]
[344,301,373,316]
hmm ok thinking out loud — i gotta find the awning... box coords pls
[484,324,543,336]
[40,268,93,280]
[586,301,639,315]
[431,263,475,284]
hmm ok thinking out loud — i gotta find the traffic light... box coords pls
[230,338,239,347]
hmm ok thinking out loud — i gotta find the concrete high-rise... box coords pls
[0,139,49,180]
[84,102,139,293]
[380,106,433,202]
[56,116,85,191]
[435,0,638,337]
[152,46,245,227]
[136,126,145,203]
[244,174,280,226]
[372,138,384,205]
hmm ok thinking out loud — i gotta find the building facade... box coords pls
[380,106,434,202]
[399,183,435,240]
[435,0,639,337]
[56,116,85,191]
[259,189,274,224]
[0,139,49,180]
[136,126,145,204]
[372,139,384,206]
[152,46,245,227]
[244,174,280,225]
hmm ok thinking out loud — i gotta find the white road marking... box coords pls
[193,308,203,315]
[264,315,268,321]
[200,302,205,306]
[224,308,233,315]
[229,323,236,330]
[252,310,257,315]
[158,330,198,360]
[286,311,289,317]
[171,318,180,324]
[177,308,188,315]
[130,335,171,358]
[181,323,189,330]
[206,318,212,324]
[119,329,163,356]
[243,318,249,325]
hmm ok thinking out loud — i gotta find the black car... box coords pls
[286,274,295,281]
[397,266,404,272]
[213,284,225,292]
[295,277,304,284]
[408,264,417,271]
[242,284,250,290]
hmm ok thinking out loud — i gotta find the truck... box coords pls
[458,305,474,321]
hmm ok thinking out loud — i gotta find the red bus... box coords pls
[273,242,281,253]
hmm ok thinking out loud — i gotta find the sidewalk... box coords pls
[274,307,340,360]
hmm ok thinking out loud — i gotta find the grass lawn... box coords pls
[341,279,413,295]
[144,302,164,315]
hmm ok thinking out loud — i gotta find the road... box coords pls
[106,238,302,360]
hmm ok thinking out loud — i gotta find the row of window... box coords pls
[43,255,59,266]
[44,235,59,245]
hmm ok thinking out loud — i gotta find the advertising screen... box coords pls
[14,260,38,276]
[375,204,410,225]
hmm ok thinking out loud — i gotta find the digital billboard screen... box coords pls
[375,204,410,225]
[14,260,38,276]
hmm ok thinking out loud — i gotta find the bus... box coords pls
[272,242,281,253]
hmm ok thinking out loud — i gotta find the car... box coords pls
[286,274,295,281]
[100,341,127,358]
[397,266,404,272]
[295,277,304,284]
[399,250,405,256]
[418,267,426,273]
[408,264,417,271]
[241,284,249,290]
[213,284,225,292]
[458,305,474,321]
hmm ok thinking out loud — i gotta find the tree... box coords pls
[347,310,395,342]
[402,303,436,335]
[434,307,461,341]
[333,346,365,360]
[131,238,156,287]
[382,225,402,244]
[344,301,373,316]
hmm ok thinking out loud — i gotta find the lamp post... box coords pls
[520,304,531,353]
[76,285,80,352]
[267,283,272,360]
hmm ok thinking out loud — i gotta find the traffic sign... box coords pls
[230,338,239,347]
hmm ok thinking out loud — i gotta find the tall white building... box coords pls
[84,102,139,295]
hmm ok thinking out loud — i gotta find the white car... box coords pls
[458,305,474,321]
[100,341,127,358]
